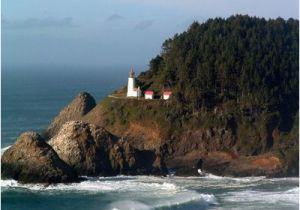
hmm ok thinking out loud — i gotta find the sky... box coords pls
[2,0,299,70]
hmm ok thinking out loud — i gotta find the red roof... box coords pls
[145,90,154,95]
[163,91,172,96]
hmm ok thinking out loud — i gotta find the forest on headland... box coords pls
[139,15,298,127]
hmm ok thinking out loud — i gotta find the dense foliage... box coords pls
[139,15,299,122]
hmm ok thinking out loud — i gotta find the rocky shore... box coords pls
[2,121,166,183]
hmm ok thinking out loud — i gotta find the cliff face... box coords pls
[48,121,167,176]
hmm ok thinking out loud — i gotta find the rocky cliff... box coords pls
[42,93,298,178]
[48,121,167,176]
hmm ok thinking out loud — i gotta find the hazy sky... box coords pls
[2,0,299,69]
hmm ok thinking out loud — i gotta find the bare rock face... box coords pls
[43,92,96,139]
[224,154,283,177]
[1,132,79,184]
[174,128,235,156]
[48,121,167,176]
[167,151,283,177]
[202,152,283,177]
[48,121,116,176]
[109,139,167,175]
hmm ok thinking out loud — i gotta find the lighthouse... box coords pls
[127,68,141,97]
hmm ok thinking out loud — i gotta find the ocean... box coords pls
[1,66,299,210]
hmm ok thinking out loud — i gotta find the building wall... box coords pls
[137,89,141,97]
[145,94,153,99]
[127,90,138,97]
[163,95,170,100]
[127,77,137,97]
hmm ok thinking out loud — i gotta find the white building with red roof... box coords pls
[144,90,154,99]
[163,91,172,100]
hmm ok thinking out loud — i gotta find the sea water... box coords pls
[1,175,299,210]
[1,66,299,210]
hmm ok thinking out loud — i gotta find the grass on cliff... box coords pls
[101,97,173,133]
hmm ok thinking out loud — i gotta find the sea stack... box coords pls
[1,132,79,184]
[43,91,96,139]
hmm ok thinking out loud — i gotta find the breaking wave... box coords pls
[107,200,152,210]
[224,187,299,205]
[2,172,298,209]
[1,177,177,193]
[203,172,265,182]
[1,176,217,209]
[106,191,216,210]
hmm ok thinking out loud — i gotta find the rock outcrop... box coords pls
[48,121,167,176]
[224,154,283,177]
[1,132,79,184]
[166,150,285,177]
[48,121,116,176]
[201,152,283,177]
[43,92,96,139]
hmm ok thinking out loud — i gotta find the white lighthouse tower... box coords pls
[127,68,141,97]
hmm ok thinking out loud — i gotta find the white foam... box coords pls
[203,173,266,182]
[1,179,18,187]
[224,187,299,205]
[1,176,217,208]
[2,175,297,209]
[151,191,217,208]
[1,146,11,156]
[107,200,152,210]
[286,187,300,194]
[171,175,295,192]
[204,173,224,179]
[1,179,177,193]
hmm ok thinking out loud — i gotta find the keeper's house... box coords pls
[163,91,172,100]
[144,91,154,99]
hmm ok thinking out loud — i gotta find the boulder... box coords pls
[202,152,283,177]
[202,152,235,175]
[48,121,116,176]
[1,132,79,184]
[224,154,283,177]
[48,121,167,176]
[165,150,206,176]
[43,92,96,139]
